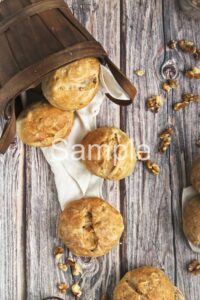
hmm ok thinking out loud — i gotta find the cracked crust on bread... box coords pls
[58,197,124,257]
[113,266,184,300]
[42,57,100,111]
[81,127,137,180]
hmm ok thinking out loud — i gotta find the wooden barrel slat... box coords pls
[5,19,43,69]
[0,0,106,110]
[59,7,94,41]
[0,34,20,86]
[29,14,64,55]
[0,0,27,19]
[0,0,136,154]
[39,9,86,48]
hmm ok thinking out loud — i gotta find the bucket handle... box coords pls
[0,100,16,154]
[105,57,137,106]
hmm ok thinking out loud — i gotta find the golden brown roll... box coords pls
[42,57,100,111]
[58,197,124,257]
[81,127,137,180]
[17,101,74,147]
[191,157,200,193]
[183,196,200,247]
[113,266,185,300]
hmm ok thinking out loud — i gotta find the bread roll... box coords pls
[183,196,200,247]
[81,127,137,180]
[17,101,74,147]
[191,157,200,193]
[113,266,185,300]
[58,197,124,257]
[42,57,100,111]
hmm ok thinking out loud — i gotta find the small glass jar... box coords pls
[179,0,200,19]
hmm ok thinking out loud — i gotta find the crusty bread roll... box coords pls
[42,57,100,111]
[113,266,185,300]
[183,196,200,247]
[58,197,124,257]
[17,101,74,147]
[81,127,137,180]
[191,157,200,193]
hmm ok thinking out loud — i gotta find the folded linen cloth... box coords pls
[42,65,130,210]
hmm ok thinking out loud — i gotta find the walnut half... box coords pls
[147,96,164,113]
[188,260,200,276]
[71,283,82,298]
[185,67,200,79]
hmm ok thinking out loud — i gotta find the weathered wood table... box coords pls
[0,0,200,299]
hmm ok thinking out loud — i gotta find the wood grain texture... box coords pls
[0,135,25,300]
[163,0,200,298]
[120,0,175,279]
[0,0,200,299]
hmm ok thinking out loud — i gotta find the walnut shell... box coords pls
[191,157,200,193]
[183,196,200,247]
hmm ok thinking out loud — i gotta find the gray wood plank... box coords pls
[120,0,176,286]
[163,1,200,299]
[25,1,121,299]
[25,146,68,300]
[0,134,26,300]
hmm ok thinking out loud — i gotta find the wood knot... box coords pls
[161,59,179,80]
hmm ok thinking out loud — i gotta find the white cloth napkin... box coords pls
[182,186,200,253]
[42,65,129,210]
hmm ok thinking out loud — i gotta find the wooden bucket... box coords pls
[0,0,137,153]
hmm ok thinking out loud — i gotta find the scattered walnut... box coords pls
[134,69,145,77]
[196,139,200,147]
[159,127,174,139]
[174,93,200,111]
[188,260,200,276]
[159,137,172,154]
[185,67,200,79]
[162,79,177,93]
[182,93,200,103]
[194,49,200,60]
[58,263,68,272]
[168,40,177,49]
[173,102,188,111]
[159,127,174,154]
[54,247,64,260]
[71,283,82,298]
[178,40,197,54]
[162,82,171,93]
[57,282,68,294]
[168,79,177,89]
[146,160,160,176]
[66,258,82,276]
[147,96,164,113]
